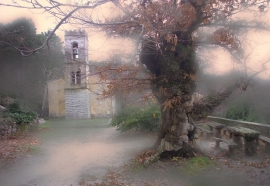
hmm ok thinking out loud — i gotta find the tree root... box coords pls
[143,141,205,167]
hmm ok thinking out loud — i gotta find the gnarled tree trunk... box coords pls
[140,31,199,163]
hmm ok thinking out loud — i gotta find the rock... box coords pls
[0,105,6,112]
[38,118,46,124]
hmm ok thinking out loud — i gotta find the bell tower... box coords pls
[64,30,91,119]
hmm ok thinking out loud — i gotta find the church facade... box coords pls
[48,30,115,119]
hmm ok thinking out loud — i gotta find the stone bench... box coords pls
[197,126,213,140]
[207,122,226,138]
[226,126,260,156]
[259,135,270,153]
[213,137,237,156]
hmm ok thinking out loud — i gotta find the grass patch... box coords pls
[126,159,145,172]
[184,156,215,174]
[39,118,110,129]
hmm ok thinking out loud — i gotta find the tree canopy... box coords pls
[0,17,64,111]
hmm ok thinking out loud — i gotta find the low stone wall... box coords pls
[0,118,40,138]
[0,118,16,137]
[207,116,270,136]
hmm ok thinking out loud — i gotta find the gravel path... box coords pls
[0,119,155,186]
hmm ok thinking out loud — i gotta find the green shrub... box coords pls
[111,104,161,132]
[4,101,38,125]
[225,103,260,122]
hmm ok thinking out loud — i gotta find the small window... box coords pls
[72,42,79,60]
[72,49,78,54]
[71,72,76,84]
[71,70,81,84]
[76,70,81,84]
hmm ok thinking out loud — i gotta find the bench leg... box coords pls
[215,140,220,149]
[256,138,259,147]
[214,128,222,138]
[244,137,257,156]
[265,143,270,153]
[232,135,242,148]
[209,126,213,132]
[205,133,210,140]
[228,146,235,156]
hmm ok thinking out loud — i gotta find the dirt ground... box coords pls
[0,119,270,186]
[85,140,270,186]
[0,119,155,186]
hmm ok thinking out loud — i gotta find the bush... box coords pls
[111,104,161,132]
[225,103,260,122]
[3,101,38,125]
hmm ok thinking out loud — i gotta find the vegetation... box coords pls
[0,18,64,112]
[3,101,38,125]
[195,72,270,124]
[225,103,260,123]
[184,156,215,174]
[111,104,161,132]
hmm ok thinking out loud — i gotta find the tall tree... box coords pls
[0,18,64,111]
[1,0,270,161]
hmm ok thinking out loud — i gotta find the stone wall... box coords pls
[0,118,40,137]
[0,118,16,137]
[48,79,65,118]
[207,116,270,136]
[65,89,91,119]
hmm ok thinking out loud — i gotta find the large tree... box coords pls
[1,0,270,161]
[0,18,64,111]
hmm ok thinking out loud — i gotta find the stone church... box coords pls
[48,30,115,119]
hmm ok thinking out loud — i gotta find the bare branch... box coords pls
[0,0,113,56]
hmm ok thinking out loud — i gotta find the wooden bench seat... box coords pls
[213,137,237,156]
[259,135,270,153]
[197,126,213,139]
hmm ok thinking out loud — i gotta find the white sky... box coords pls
[0,0,133,61]
[1,1,270,78]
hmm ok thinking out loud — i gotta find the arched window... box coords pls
[71,72,76,84]
[76,70,81,84]
[71,69,81,84]
[72,42,79,60]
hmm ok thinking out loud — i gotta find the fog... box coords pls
[0,120,155,185]
[2,0,270,77]
[1,1,270,186]
[196,70,270,123]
